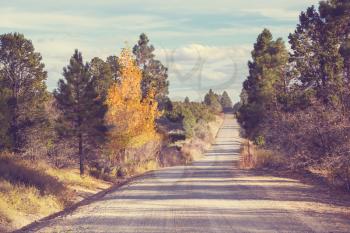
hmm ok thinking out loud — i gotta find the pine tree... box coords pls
[90,57,113,99]
[0,33,48,151]
[220,91,233,111]
[106,55,121,82]
[340,39,350,83]
[204,89,222,113]
[184,96,190,104]
[133,33,169,109]
[319,0,350,40]
[320,0,350,100]
[239,29,288,138]
[54,50,107,175]
[289,6,344,103]
[0,79,11,149]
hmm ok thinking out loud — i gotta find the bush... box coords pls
[165,102,216,139]
[262,101,350,189]
[240,140,285,169]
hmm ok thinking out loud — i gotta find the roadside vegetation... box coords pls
[0,31,233,232]
[237,0,350,190]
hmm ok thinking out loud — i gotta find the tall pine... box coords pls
[289,5,344,104]
[54,50,107,175]
[204,89,222,113]
[220,91,233,111]
[0,33,48,151]
[239,29,288,138]
[133,33,169,109]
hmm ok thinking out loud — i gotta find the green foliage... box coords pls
[238,1,350,189]
[238,29,289,138]
[106,55,121,82]
[220,91,233,111]
[89,57,114,99]
[133,33,169,109]
[54,50,107,175]
[254,135,265,146]
[289,5,344,104]
[204,89,222,113]
[0,33,48,151]
[166,101,215,138]
[182,109,196,138]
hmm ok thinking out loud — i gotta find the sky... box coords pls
[0,0,319,102]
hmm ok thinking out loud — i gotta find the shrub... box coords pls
[240,140,285,169]
[165,101,216,139]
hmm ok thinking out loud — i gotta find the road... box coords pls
[27,114,350,233]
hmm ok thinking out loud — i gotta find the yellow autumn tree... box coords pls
[105,48,159,154]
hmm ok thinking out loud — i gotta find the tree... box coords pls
[0,33,48,151]
[133,33,169,109]
[54,50,107,175]
[89,57,113,99]
[319,0,350,40]
[289,6,344,104]
[106,55,121,82]
[340,39,350,84]
[105,48,159,157]
[238,29,288,138]
[220,91,233,111]
[0,81,11,149]
[184,96,190,104]
[204,89,222,113]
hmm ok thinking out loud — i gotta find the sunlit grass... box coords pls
[0,152,110,232]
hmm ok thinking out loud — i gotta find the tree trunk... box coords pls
[79,133,84,175]
[11,85,19,152]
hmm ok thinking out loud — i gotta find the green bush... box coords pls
[165,101,216,139]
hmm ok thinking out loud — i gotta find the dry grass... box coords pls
[0,152,110,232]
[181,115,224,162]
[240,140,285,169]
[134,159,159,174]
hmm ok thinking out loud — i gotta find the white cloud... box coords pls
[0,0,319,102]
[154,44,250,101]
[0,8,173,32]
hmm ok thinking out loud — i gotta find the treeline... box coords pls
[0,31,233,178]
[166,90,232,138]
[0,32,170,176]
[237,0,350,188]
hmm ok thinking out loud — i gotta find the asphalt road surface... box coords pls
[27,114,350,233]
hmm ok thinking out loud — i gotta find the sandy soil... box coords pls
[22,114,350,233]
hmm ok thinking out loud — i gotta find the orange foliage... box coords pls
[105,48,159,150]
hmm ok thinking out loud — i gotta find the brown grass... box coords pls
[240,140,285,169]
[181,115,224,162]
[0,152,110,232]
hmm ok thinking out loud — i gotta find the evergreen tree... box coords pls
[340,39,350,83]
[0,33,48,151]
[204,89,222,113]
[0,78,11,149]
[289,6,344,103]
[239,29,288,138]
[90,57,113,99]
[106,55,121,82]
[54,50,107,175]
[319,0,350,40]
[320,0,350,97]
[184,96,190,104]
[220,91,233,111]
[133,33,169,109]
